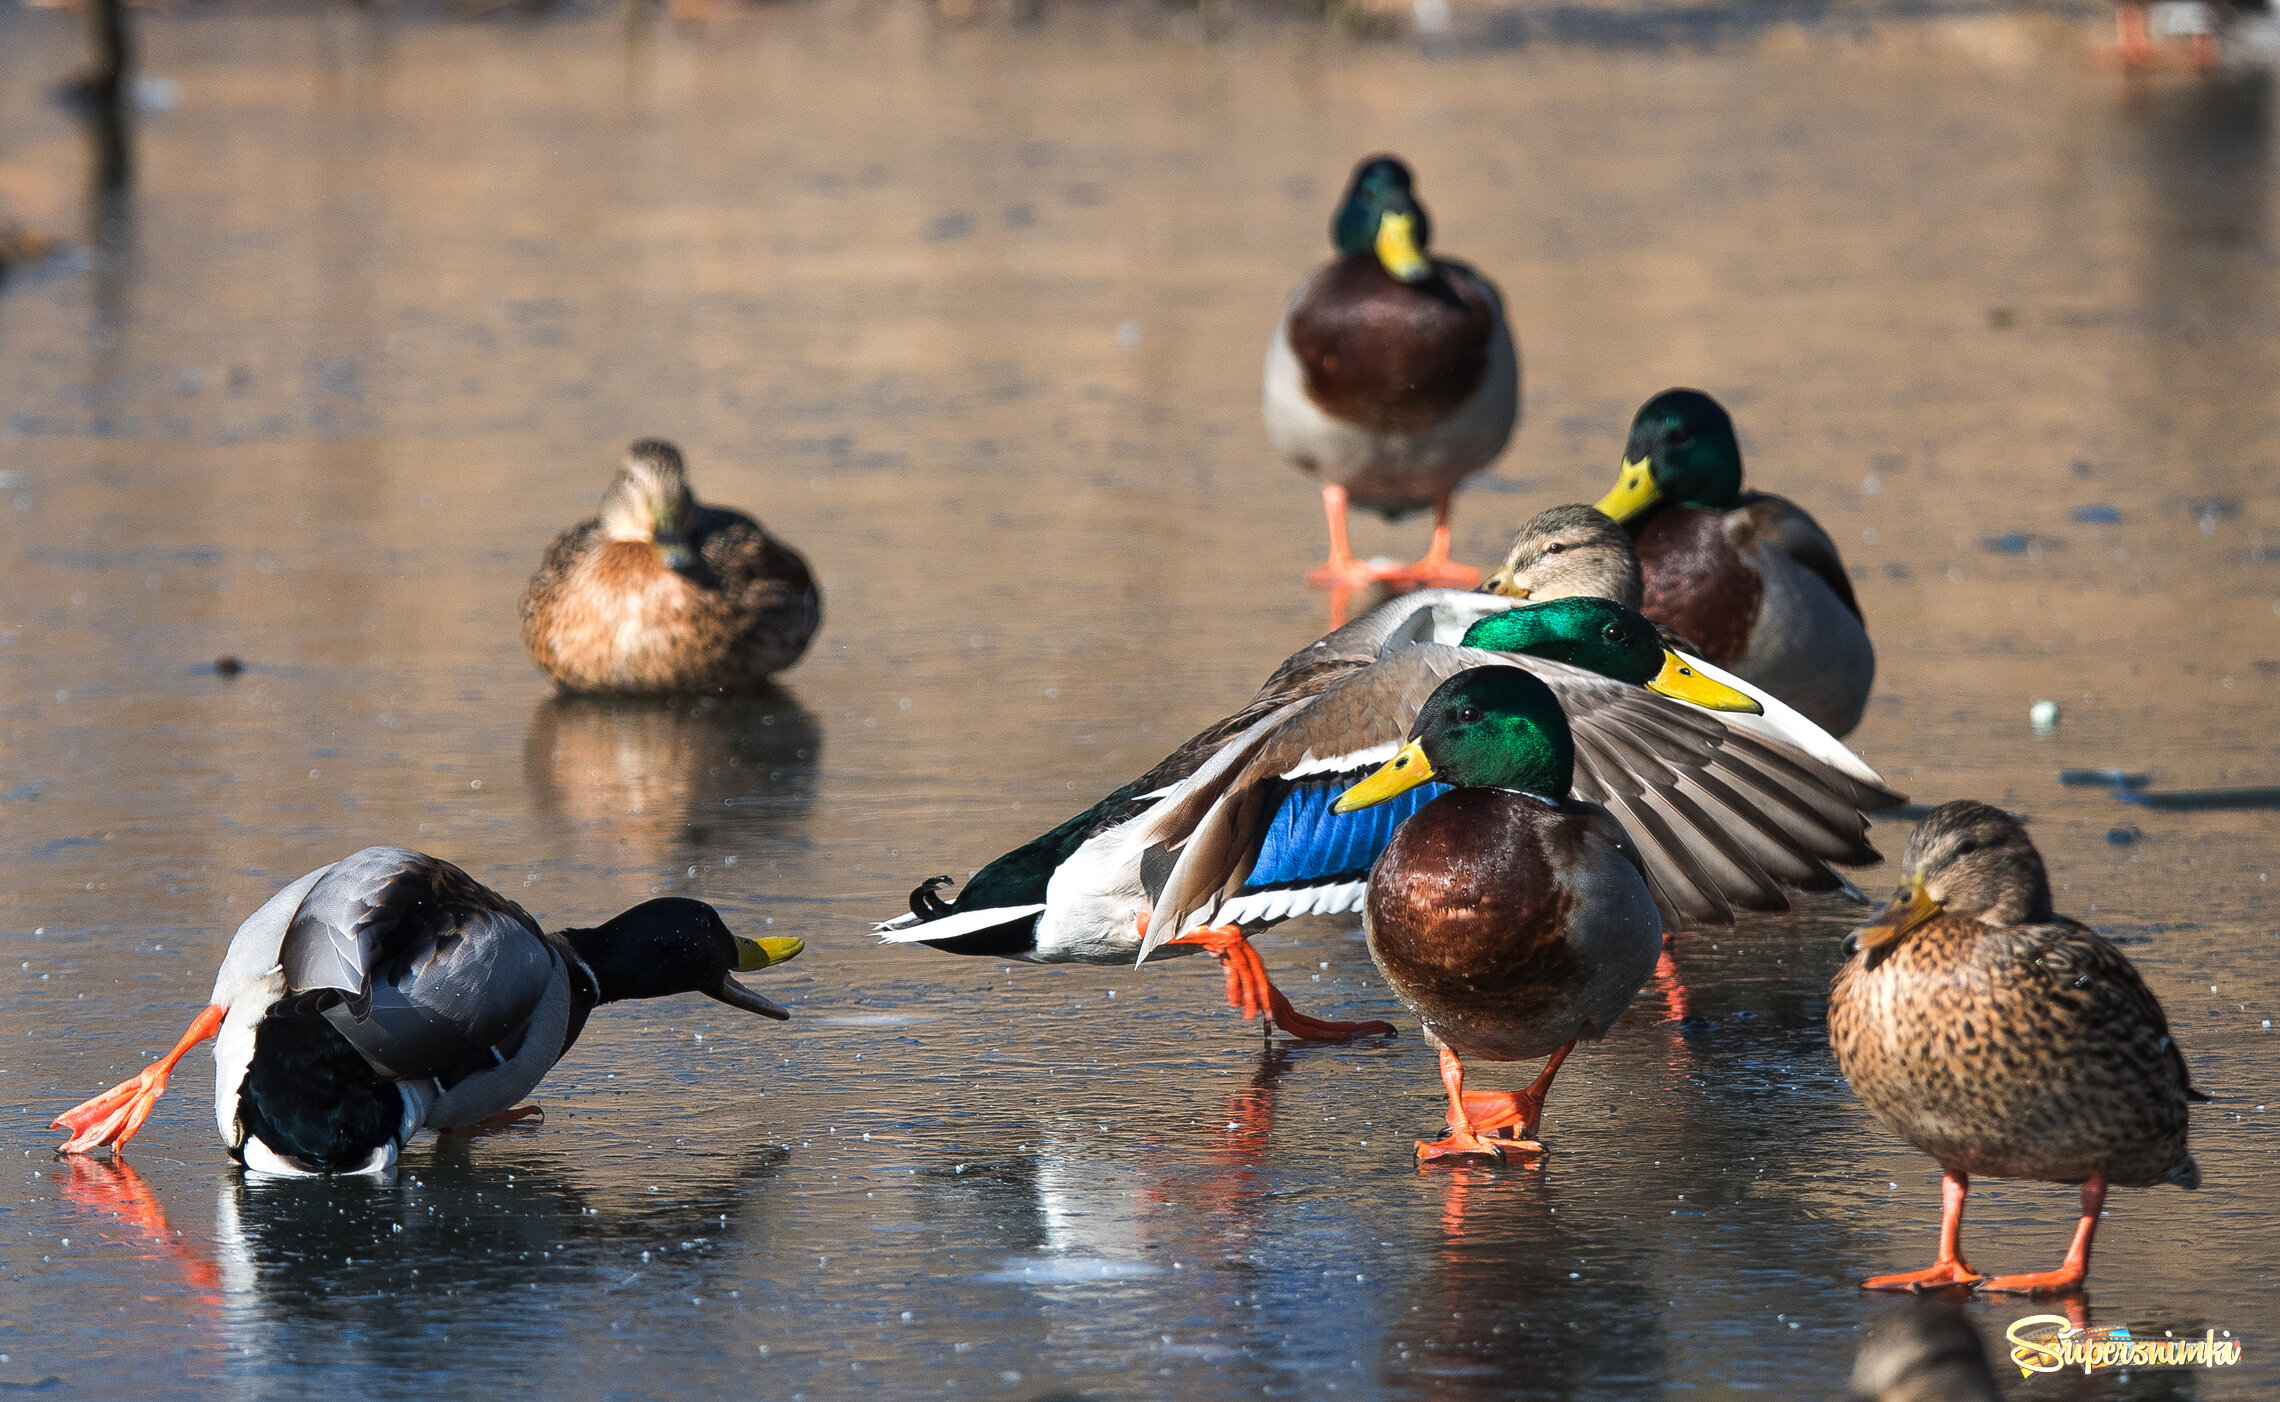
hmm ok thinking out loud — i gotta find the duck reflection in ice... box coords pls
[211,1141,791,1376]
[524,689,823,875]
[916,1050,1301,1291]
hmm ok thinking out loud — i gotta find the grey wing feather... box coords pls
[1146,646,1894,940]
[279,846,560,1081]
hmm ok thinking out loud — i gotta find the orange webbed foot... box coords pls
[1861,1260,1984,1293]
[1263,985,1395,1043]
[1416,1127,1542,1163]
[1979,1264,2088,1297]
[1307,558,1393,591]
[1453,1090,1537,1136]
[54,1005,226,1155]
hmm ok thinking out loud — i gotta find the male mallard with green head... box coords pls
[1828,801,2206,1295]
[1265,156,1519,592]
[1590,390,1874,736]
[521,439,819,695]
[1333,668,1663,1161]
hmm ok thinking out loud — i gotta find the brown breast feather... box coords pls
[1365,789,1581,1028]
[1287,255,1496,435]
[1632,506,1762,665]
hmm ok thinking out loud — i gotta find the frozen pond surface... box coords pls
[2,4,2277,1397]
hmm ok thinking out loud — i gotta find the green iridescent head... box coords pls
[1459,598,1762,713]
[1334,668,1572,813]
[1330,156,1433,284]
[1597,389,1745,523]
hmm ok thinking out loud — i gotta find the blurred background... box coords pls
[2,0,2277,1396]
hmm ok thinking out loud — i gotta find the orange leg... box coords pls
[1159,921,1395,1042]
[1307,484,1387,591]
[439,1104,546,1137]
[1382,491,1480,589]
[1418,1047,1546,1163]
[54,1003,227,1154]
[1981,1176,2105,1296]
[1863,1168,1985,1292]
[1448,1041,1573,1141]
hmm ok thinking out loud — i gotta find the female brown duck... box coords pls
[522,439,819,694]
[1828,801,2206,1294]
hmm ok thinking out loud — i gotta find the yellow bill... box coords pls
[1374,211,1431,283]
[1855,875,1940,955]
[1476,564,1530,599]
[1593,457,1661,523]
[1334,740,1435,813]
[1648,651,1762,713]
[733,935,806,971]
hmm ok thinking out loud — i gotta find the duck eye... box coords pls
[1542,542,1566,555]
[1458,707,1482,723]
[1601,624,1624,642]
[1954,840,1979,857]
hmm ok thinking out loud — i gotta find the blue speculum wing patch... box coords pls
[1242,779,1450,890]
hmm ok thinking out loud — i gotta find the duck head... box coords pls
[1331,155,1433,285]
[564,898,804,1019]
[1335,667,1574,812]
[599,438,702,572]
[1850,801,2050,965]
[1458,597,1760,714]
[1596,389,1745,524]
[1478,504,1644,605]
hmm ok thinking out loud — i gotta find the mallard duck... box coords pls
[1265,156,1519,591]
[1477,503,1643,607]
[1331,667,1662,1160]
[877,588,1528,1041]
[1828,801,2206,1294]
[521,439,820,695]
[1139,595,1901,959]
[1591,390,1875,736]
[53,847,803,1174]
[1848,1303,2001,1402]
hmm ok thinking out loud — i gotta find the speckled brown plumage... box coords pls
[520,442,818,695]
[1365,789,1657,1064]
[1828,804,2199,1192]
[1287,254,1498,435]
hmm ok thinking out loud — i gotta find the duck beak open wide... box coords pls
[1855,875,1940,956]
[1647,652,1762,713]
[1593,457,1660,524]
[709,935,805,1020]
[1334,740,1435,814]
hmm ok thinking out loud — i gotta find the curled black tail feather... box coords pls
[910,875,956,921]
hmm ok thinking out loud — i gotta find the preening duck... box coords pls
[53,847,803,1175]
[521,438,820,695]
[1828,802,2206,1294]
[1138,596,1900,962]
[1333,668,1663,1161]
[877,589,1541,1042]
[1590,390,1875,736]
[1265,156,1518,591]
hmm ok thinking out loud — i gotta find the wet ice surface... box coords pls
[3,4,2278,1397]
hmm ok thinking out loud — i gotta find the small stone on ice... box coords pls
[2029,699,2060,732]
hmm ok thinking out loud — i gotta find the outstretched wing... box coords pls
[279,846,559,1081]
[1140,646,1898,951]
